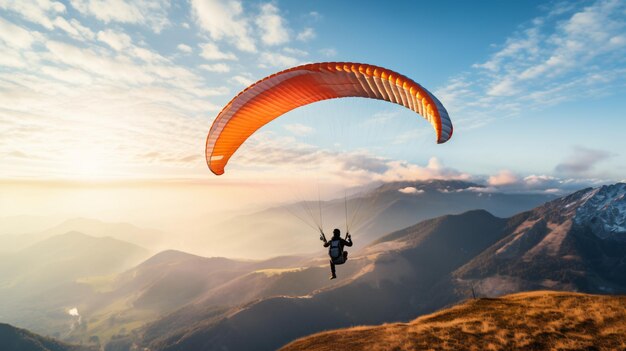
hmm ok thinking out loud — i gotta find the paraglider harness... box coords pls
[320,231,351,265]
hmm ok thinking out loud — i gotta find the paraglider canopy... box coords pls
[205,62,453,176]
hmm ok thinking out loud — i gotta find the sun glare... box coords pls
[63,148,110,180]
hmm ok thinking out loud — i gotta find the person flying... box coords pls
[321,228,353,280]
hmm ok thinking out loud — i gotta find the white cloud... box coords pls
[231,74,254,86]
[0,47,29,68]
[200,63,231,73]
[205,129,609,192]
[486,79,517,97]
[177,43,192,53]
[259,52,299,68]
[12,36,215,111]
[131,47,166,63]
[0,17,38,49]
[470,170,609,194]
[221,127,620,194]
[375,157,472,183]
[230,133,472,186]
[0,0,66,30]
[523,174,562,189]
[284,124,314,136]
[0,7,237,181]
[70,0,170,32]
[398,187,424,195]
[297,27,315,41]
[255,3,289,45]
[97,29,132,51]
[0,1,97,42]
[191,0,256,52]
[45,40,161,84]
[488,170,520,186]
[200,42,237,60]
[472,27,541,73]
[41,65,94,85]
[52,17,95,41]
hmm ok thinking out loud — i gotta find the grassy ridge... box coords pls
[280,291,626,351]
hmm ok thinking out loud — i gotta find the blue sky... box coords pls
[1,0,625,194]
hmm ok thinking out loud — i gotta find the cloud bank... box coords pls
[437,0,626,130]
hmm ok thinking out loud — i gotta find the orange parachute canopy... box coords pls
[206,62,453,175]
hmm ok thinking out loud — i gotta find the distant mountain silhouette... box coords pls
[0,322,95,351]
[0,217,167,252]
[280,291,626,351]
[0,232,149,337]
[0,231,149,291]
[201,180,556,258]
[109,250,255,312]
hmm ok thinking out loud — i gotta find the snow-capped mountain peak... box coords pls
[573,183,626,239]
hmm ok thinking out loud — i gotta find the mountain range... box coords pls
[1,180,555,260]
[137,183,626,351]
[198,180,557,258]
[0,181,624,350]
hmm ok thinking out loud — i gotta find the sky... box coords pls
[1,0,626,228]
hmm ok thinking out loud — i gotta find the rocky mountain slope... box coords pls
[454,183,626,296]
[571,183,626,240]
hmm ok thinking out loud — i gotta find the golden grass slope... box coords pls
[280,291,626,351]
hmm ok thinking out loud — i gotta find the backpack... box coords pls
[329,239,342,260]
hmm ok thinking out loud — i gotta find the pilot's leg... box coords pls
[330,260,337,279]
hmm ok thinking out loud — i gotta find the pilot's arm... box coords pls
[343,234,353,247]
[320,230,330,247]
